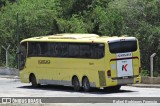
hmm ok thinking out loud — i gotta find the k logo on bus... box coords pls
[122,64,128,71]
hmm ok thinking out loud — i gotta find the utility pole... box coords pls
[150,53,156,77]
[16,13,20,70]
[2,45,10,67]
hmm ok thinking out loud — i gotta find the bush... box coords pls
[141,69,150,76]
[154,71,160,77]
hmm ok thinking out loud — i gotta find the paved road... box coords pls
[1,77,160,106]
[0,77,160,97]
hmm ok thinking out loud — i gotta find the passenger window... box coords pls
[69,44,79,57]
[28,42,41,56]
[80,44,91,58]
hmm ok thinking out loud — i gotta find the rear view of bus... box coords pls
[104,37,141,89]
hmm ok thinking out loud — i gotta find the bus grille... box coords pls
[98,71,106,86]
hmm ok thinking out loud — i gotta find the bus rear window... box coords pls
[108,40,137,53]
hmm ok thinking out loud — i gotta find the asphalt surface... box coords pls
[1,77,160,106]
[0,77,160,97]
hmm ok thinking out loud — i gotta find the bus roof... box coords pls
[21,33,137,43]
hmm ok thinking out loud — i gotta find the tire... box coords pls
[72,77,81,91]
[30,75,39,88]
[82,77,91,92]
[112,85,121,91]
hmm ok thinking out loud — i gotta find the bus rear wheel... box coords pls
[72,77,80,91]
[82,77,91,92]
[30,74,39,88]
[112,85,121,91]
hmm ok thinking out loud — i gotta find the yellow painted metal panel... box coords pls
[19,34,141,88]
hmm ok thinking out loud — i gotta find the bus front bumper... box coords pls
[19,71,30,83]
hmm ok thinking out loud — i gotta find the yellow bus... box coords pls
[19,33,141,92]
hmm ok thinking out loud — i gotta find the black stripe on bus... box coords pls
[110,57,139,61]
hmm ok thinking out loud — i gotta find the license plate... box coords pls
[123,76,128,79]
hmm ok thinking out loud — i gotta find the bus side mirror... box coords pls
[16,52,20,69]
[16,51,21,62]
[16,51,23,69]
[16,51,26,70]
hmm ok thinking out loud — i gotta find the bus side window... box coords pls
[49,43,68,57]
[49,43,56,57]
[28,42,41,57]
[91,44,98,59]
[69,43,79,57]
[49,43,63,57]
[55,43,63,57]
[90,43,104,59]
[39,43,49,56]
[61,43,68,57]
[80,44,91,58]
[28,43,33,57]
[98,44,105,58]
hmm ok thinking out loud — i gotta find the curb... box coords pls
[0,67,19,76]
[0,75,19,79]
[142,76,160,84]
[129,84,160,88]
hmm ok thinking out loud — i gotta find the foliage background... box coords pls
[0,0,160,76]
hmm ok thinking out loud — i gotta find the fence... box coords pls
[0,44,17,68]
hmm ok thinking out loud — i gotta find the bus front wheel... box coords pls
[30,74,39,88]
[82,77,91,92]
[72,77,81,91]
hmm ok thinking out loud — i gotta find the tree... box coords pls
[0,0,160,74]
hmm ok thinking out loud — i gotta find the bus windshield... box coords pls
[108,40,137,53]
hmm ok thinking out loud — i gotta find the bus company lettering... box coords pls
[38,60,50,64]
[116,52,132,58]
